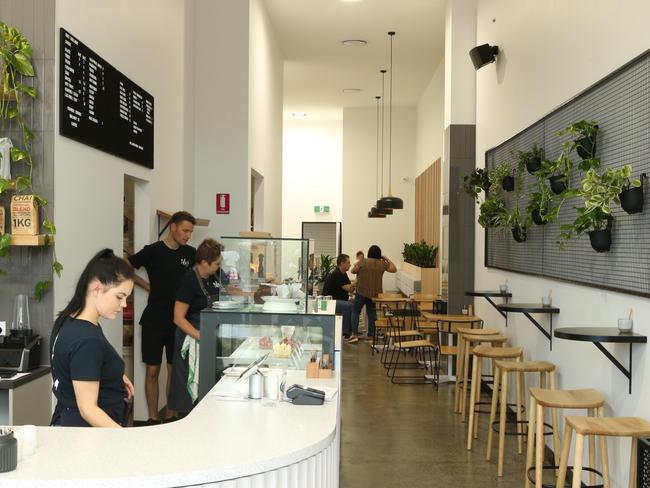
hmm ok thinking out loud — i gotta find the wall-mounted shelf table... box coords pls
[497,303,560,349]
[466,290,512,318]
[554,327,647,393]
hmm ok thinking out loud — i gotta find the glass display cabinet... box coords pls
[219,237,309,313]
[198,309,336,399]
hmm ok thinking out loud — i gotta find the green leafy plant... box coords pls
[526,180,555,223]
[489,161,515,191]
[536,153,572,180]
[402,241,438,268]
[478,195,508,229]
[558,165,640,247]
[463,168,491,202]
[519,144,543,174]
[317,254,335,282]
[0,22,61,298]
[557,120,599,165]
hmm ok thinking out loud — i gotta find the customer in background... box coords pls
[350,245,397,342]
[128,211,196,425]
[50,249,135,427]
[168,238,227,416]
[322,254,355,340]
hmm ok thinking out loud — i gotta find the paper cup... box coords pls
[541,297,552,307]
[618,318,633,333]
[499,284,508,293]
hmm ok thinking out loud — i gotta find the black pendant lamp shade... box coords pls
[368,207,387,218]
[378,31,403,211]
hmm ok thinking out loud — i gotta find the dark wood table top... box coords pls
[497,303,560,314]
[466,290,512,298]
[554,327,647,344]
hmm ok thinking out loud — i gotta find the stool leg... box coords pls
[461,342,472,421]
[473,358,483,439]
[466,354,479,451]
[486,362,501,461]
[587,408,596,487]
[516,370,524,454]
[556,422,572,488]
[524,395,537,488]
[549,372,560,473]
[572,433,585,488]
[599,406,609,488]
[498,367,509,477]
[454,335,465,413]
[535,403,544,487]
[630,436,637,488]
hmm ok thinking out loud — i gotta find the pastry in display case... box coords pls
[219,237,309,312]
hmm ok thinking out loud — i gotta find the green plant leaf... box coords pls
[34,280,50,301]
[43,218,56,234]
[15,82,36,99]
[33,195,48,207]
[6,106,18,119]
[0,178,13,194]
[12,52,34,76]
[53,260,63,277]
[10,147,28,162]
[15,175,31,191]
[0,233,11,257]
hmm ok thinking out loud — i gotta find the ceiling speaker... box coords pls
[469,44,499,70]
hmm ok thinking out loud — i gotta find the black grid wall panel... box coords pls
[485,52,650,297]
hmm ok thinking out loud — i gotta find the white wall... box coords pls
[475,2,650,485]
[415,59,445,177]
[342,107,416,291]
[282,120,343,238]
[249,0,283,237]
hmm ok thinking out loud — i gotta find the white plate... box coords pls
[212,301,242,309]
[261,296,300,304]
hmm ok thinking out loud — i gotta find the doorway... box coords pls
[302,222,342,258]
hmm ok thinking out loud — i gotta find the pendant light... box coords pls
[369,95,387,218]
[377,31,404,210]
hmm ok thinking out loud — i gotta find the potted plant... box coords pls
[402,241,438,268]
[507,207,528,242]
[536,153,572,195]
[463,168,491,202]
[400,240,439,296]
[519,144,544,175]
[619,173,645,214]
[558,165,637,252]
[490,161,514,192]
[478,195,508,229]
[526,181,555,225]
[558,120,599,161]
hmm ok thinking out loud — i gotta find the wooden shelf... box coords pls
[10,234,53,246]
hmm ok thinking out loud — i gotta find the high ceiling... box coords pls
[264,0,446,120]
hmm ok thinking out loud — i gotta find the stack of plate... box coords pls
[261,296,299,313]
[212,301,242,310]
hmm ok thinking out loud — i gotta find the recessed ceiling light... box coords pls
[341,39,367,47]
[342,88,362,93]
[291,112,307,117]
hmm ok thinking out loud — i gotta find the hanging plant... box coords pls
[490,161,515,192]
[619,173,645,214]
[557,120,599,162]
[507,207,528,242]
[519,144,543,175]
[463,168,491,202]
[536,153,573,195]
[526,181,555,226]
[478,195,508,229]
[0,22,61,298]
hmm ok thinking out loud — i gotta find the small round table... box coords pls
[497,303,560,350]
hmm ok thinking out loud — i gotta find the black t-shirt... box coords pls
[128,241,196,329]
[51,317,126,425]
[322,268,351,301]
[176,267,229,321]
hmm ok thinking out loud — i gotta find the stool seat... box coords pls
[457,327,499,336]
[473,345,522,359]
[387,329,423,337]
[530,388,605,409]
[566,416,650,437]
[440,345,458,356]
[394,339,436,349]
[465,334,507,345]
[494,360,555,373]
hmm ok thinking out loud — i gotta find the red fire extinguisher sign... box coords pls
[216,193,230,214]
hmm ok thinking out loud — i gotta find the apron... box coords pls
[168,268,218,413]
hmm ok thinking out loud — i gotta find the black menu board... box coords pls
[59,28,154,168]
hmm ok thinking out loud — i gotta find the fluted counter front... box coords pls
[0,371,340,487]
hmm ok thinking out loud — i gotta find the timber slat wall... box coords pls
[415,159,441,251]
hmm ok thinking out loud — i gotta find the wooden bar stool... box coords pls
[487,360,556,477]
[467,344,523,451]
[556,416,650,488]
[455,327,501,416]
[525,388,605,488]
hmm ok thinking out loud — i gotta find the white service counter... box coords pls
[0,371,340,487]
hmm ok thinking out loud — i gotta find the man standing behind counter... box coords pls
[128,211,196,425]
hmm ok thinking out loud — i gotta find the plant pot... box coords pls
[576,136,597,160]
[525,156,542,175]
[511,226,527,243]
[619,186,644,214]
[531,208,546,226]
[549,175,567,195]
[501,176,515,192]
[588,229,611,252]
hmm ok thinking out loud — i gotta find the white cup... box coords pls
[461,308,468,315]
[541,296,552,307]
[263,369,285,402]
[618,318,633,333]
[499,284,508,293]
[277,284,290,299]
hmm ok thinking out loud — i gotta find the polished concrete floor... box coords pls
[340,342,527,487]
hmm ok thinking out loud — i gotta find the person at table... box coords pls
[350,245,397,341]
[50,249,135,427]
[168,238,228,415]
[128,211,196,425]
[322,253,355,340]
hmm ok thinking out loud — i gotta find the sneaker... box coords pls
[347,336,359,343]
[162,417,178,424]
[145,418,161,426]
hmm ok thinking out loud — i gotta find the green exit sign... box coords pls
[314,206,330,213]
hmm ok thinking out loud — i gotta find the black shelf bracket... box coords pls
[485,296,508,319]
[592,342,634,394]
[505,312,553,350]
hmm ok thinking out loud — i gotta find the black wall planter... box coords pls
[531,209,546,225]
[502,176,515,192]
[588,229,611,252]
[620,186,644,214]
[525,156,542,175]
[549,175,567,195]
[576,135,597,160]
[511,226,527,242]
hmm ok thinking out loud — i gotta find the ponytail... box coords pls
[51,249,134,352]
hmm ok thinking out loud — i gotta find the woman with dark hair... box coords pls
[349,245,397,343]
[50,249,135,427]
[168,238,228,415]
